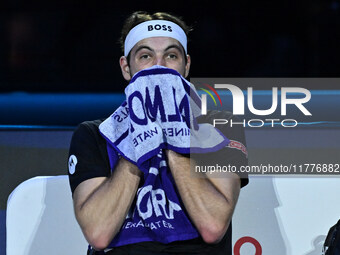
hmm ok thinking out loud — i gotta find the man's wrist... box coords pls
[165,149,190,158]
[118,157,142,177]
[165,150,191,174]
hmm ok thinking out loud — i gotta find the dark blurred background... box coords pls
[1,0,340,93]
[1,2,340,253]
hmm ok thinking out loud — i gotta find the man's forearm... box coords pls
[73,158,141,250]
[165,150,240,243]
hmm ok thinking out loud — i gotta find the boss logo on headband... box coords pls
[148,24,173,32]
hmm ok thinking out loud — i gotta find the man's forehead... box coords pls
[132,37,183,52]
[124,20,187,56]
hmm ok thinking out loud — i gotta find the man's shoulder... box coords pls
[78,119,105,129]
[72,119,106,141]
[75,119,105,133]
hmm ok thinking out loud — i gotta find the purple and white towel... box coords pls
[99,65,229,247]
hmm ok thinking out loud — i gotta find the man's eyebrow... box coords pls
[164,44,184,53]
[134,45,154,55]
[133,44,184,55]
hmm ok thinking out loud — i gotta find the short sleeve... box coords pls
[195,111,249,188]
[67,120,114,194]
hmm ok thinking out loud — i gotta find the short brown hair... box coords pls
[119,11,192,54]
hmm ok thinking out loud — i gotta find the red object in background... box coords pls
[234,236,262,255]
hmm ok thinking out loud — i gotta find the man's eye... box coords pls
[140,54,150,59]
[167,54,177,59]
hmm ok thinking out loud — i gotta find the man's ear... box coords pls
[184,54,191,78]
[119,56,131,81]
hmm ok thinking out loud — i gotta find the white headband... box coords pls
[124,20,187,56]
